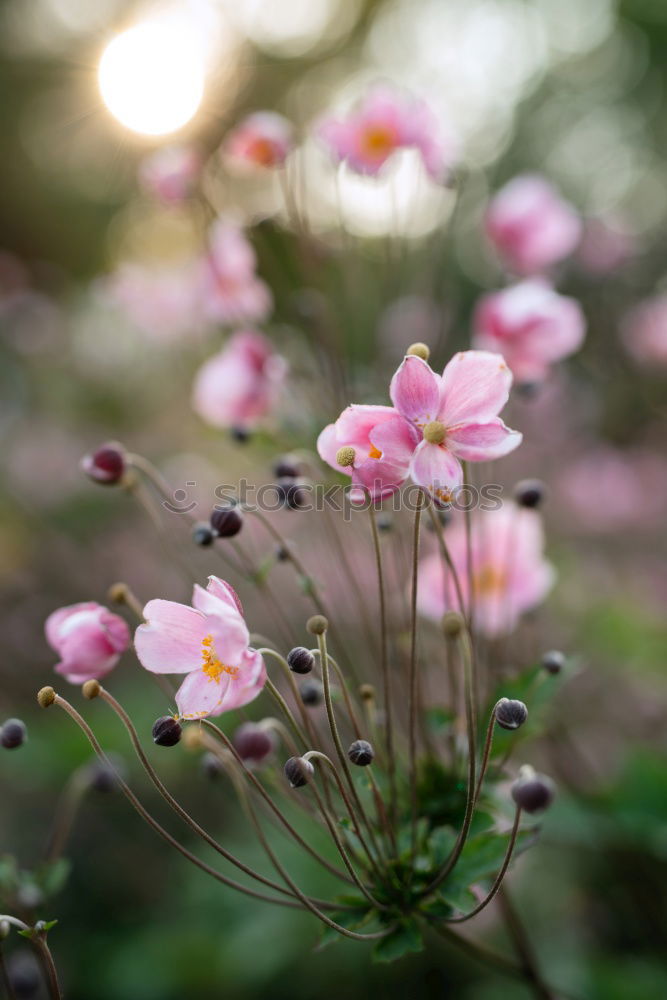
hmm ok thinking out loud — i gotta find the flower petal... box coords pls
[176,669,233,720]
[211,648,267,715]
[317,423,345,471]
[409,440,463,501]
[447,418,522,462]
[368,414,420,468]
[205,576,244,615]
[390,356,441,424]
[440,351,513,426]
[135,599,207,674]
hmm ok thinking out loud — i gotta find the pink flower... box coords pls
[138,145,201,204]
[317,405,420,503]
[620,295,667,368]
[472,280,586,383]
[485,175,582,275]
[45,603,130,684]
[417,505,554,637]
[390,352,522,503]
[192,329,287,430]
[222,112,294,170]
[318,85,454,182]
[577,216,637,275]
[200,220,273,325]
[102,261,203,340]
[135,576,266,720]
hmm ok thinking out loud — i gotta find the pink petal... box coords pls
[368,414,420,467]
[447,418,522,462]
[176,669,233,720]
[316,423,344,471]
[335,405,399,448]
[440,351,513,426]
[45,602,100,649]
[135,599,207,674]
[390,355,441,424]
[409,440,463,500]
[211,648,267,715]
[205,576,244,616]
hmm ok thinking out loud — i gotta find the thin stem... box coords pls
[427,503,467,617]
[408,489,426,865]
[497,888,555,1000]
[446,807,522,922]
[473,703,500,806]
[311,649,363,738]
[44,765,90,862]
[34,935,61,1000]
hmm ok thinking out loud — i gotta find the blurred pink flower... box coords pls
[317,405,420,503]
[620,295,667,368]
[45,603,130,683]
[577,217,637,275]
[472,280,586,382]
[102,261,203,339]
[318,85,455,182]
[485,175,582,275]
[390,352,522,503]
[135,576,266,720]
[138,145,201,204]
[192,329,287,430]
[200,220,273,325]
[222,111,294,169]
[418,505,555,637]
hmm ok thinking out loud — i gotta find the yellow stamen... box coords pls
[201,634,239,683]
[472,565,507,597]
[368,444,382,460]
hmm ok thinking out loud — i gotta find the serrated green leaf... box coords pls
[372,920,424,963]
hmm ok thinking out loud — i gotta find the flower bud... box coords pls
[230,426,251,443]
[514,479,547,508]
[306,614,328,636]
[1,719,27,750]
[82,679,101,700]
[286,646,314,674]
[152,716,182,747]
[376,513,393,532]
[406,342,430,361]
[348,739,374,766]
[284,756,314,788]
[273,455,301,479]
[210,505,243,538]
[80,442,126,485]
[494,698,528,731]
[300,680,323,706]
[359,684,375,701]
[335,446,356,468]
[192,523,215,547]
[37,686,56,709]
[511,765,555,813]
[87,754,125,793]
[233,722,275,765]
[275,543,290,562]
[542,649,565,675]
[442,610,464,638]
[276,478,309,510]
[201,751,223,780]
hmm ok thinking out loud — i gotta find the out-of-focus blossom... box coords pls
[138,145,201,204]
[577,217,638,275]
[485,175,582,275]
[417,504,554,637]
[620,295,667,368]
[558,446,667,533]
[45,603,130,684]
[200,220,273,326]
[101,260,203,340]
[318,405,419,503]
[390,352,521,503]
[222,112,294,170]
[192,329,287,430]
[317,85,455,182]
[135,576,266,720]
[472,280,586,382]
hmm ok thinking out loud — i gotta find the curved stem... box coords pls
[445,807,522,922]
[408,489,426,865]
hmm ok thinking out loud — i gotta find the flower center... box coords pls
[248,136,277,166]
[423,420,446,445]
[360,125,397,160]
[367,444,382,460]
[472,565,507,597]
[201,634,239,683]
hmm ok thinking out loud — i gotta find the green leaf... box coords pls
[439,826,539,910]
[35,859,71,899]
[317,908,374,951]
[372,920,424,963]
[427,826,457,867]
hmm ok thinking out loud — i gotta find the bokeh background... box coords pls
[2,0,667,997]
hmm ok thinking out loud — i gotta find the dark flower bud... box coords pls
[275,543,290,561]
[442,610,464,638]
[542,649,565,675]
[284,756,314,788]
[201,751,223,780]
[87,754,125,793]
[494,698,528,731]
[516,381,541,399]
[287,646,314,674]
[192,522,215,547]
[210,504,243,538]
[376,512,393,532]
[80,442,126,485]
[511,765,556,813]
[276,477,310,510]
[1,718,27,750]
[300,680,323,706]
[152,716,182,747]
[306,614,328,635]
[514,479,547,509]
[233,722,275,765]
[230,426,250,443]
[273,455,301,479]
[348,739,374,766]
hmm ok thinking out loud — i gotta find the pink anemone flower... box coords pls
[134,576,266,720]
[138,145,201,204]
[620,295,667,368]
[192,329,287,430]
[472,280,586,383]
[417,505,555,637]
[317,86,454,182]
[200,220,273,326]
[222,111,294,170]
[389,352,522,503]
[45,603,130,684]
[485,175,582,275]
[317,405,420,504]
